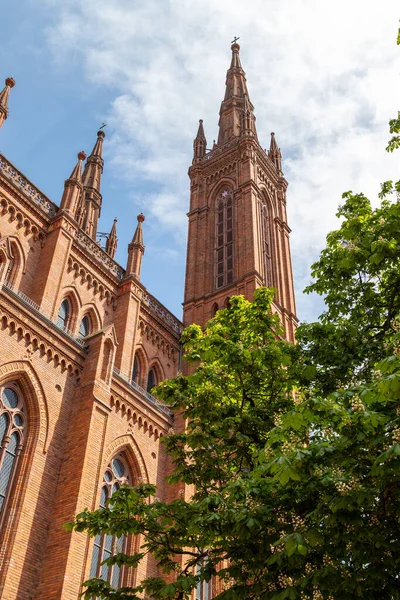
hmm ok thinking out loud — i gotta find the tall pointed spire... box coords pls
[0,78,16,129]
[268,132,283,175]
[126,214,145,279]
[59,151,86,217]
[217,43,257,146]
[82,130,105,239]
[193,119,207,163]
[106,218,118,259]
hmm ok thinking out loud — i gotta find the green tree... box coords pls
[69,29,400,600]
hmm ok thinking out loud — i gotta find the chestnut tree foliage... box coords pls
[69,35,400,600]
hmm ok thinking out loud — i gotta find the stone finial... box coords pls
[0,77,16,129]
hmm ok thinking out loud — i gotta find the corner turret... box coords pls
[126,213,145,279]
[193,119,207,163]
[59,151,86,217]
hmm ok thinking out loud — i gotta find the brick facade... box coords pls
[0,42,297,600]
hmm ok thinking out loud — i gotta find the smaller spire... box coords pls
[0,77,16,129]
[59,151,86,217]
[106,218,118,259]
[126,214,145,279]
[193,119,207,163]
[82,129,105,239]
[83,129,105,191]
[268,132,283,175]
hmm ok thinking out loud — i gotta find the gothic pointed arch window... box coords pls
[0,384,25,519]
[147,368,157,394]
[89,454,131,587]
[261,200,273,288]
[78,314,91,339]
[132,355,140,383]
[6,242,22,287]
[215,188,234,289]
[57,299,70,331]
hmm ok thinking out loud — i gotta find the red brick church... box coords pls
[0,42,296,599]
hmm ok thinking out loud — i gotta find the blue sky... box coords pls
[1,0,399,323]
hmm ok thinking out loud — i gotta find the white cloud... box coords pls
[44,0,400,321]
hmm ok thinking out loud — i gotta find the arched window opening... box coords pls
[211,302,219,317]
[262,203,273,287]
[78,315,91,339]
[57,299,70,331]
[0,384,25,516]
[89,454,131,587]
[132,355,140,383]
[147,368,157,394]
[6,243,22,287]
[215,189,234,290]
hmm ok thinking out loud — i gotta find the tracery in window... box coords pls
[89,455,131,587]
[57,299,70,331]
[0,384,25,516]
[215,189,234,289]
[261,202,273,287]
[78,315,91,339]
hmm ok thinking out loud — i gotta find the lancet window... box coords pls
[132,355,139,383]
[89,455,131,587]
[57,299,70,331]
[261,202,273,287]
[78,315,90,339]
[0,384,25,518]
[215,188,234,289]
[147,368,157,394]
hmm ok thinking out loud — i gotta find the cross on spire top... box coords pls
[231,36,240,45]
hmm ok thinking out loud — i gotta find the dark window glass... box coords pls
[89,457,130,588]
[57,299,70,330]
[262,204,273,286]
[215,190,234,289]
[147,369,156,393]
[78,315,90,338]
[132,356,139,383]
[2,388,18,409]
[0,386,24,516]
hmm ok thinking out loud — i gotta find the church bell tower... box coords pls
[183,42,297,342]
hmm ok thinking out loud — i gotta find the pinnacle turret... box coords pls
[268,132,283,175]
[193,119,207,162]
[126,214,145,279]
[105,218,118,259]
[59,151,86,217]
[82,130,105,239]
[0,77,16,129]
[217,43,257,145]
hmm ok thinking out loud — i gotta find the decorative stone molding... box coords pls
[102,433,149,484]
[0,306,83,378]
[0,360,49,452]
[67,256,117,307]
[0,195,46,243]
[138,319,178,361]
[75,229,124,281]
[0,154,57,217]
